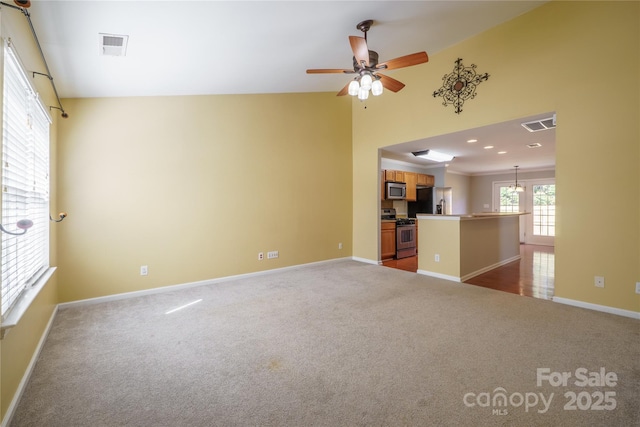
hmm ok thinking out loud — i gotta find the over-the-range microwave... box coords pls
[386,181,406,200]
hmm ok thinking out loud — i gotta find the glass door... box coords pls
[526,180,555,246]
[493,179,555,246]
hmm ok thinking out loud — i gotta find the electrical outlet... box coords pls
[594,276,605,288]
[258,252,264,261]
[635,282,640,294]
[338,242,343,249]
[267,251,279,259]
[435,254,440,262]
[140,265,148,276]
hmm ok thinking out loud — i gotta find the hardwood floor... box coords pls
[464,244,555,299]
[381,255,418,273]
[383,244,555,300]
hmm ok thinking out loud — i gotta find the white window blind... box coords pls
[1,39,51,318]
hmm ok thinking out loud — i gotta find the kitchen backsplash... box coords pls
[381,199,408,217]
[393,200,408,218]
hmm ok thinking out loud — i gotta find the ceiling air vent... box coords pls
[527,143,542,149]
[521,116,556,132]
[99,33,128,57]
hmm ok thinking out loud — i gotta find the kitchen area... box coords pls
[380,167,451,272]
[380,165,528,282]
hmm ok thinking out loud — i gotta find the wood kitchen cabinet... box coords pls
[381,222,396,260]
[417,173,435,187]
[384,169,405,182]
[405,172,417,201]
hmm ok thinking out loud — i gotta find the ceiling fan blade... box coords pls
[378,52,429,71]
[336,82,350,96]
[349,35,370,67]
[306,69,355,74]
[377,73,405,93]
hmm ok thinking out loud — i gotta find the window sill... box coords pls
[1,266,56,339]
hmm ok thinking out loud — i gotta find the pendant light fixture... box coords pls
[509,166,525,193]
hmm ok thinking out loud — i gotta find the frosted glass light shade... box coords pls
[358,87,369,100]
[348,80,360,96]
[371,79,383,96]
[360,74,373,90]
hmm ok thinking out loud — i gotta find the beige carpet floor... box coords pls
[9,260,640,426]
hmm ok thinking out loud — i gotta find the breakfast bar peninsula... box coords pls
[416,212,530,282]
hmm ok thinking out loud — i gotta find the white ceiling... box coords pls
[20,0,552,174]
[381,112,556,175]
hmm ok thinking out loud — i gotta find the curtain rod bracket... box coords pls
[32,71,52,80]
[50,212,67,222]
[49,106,68,118]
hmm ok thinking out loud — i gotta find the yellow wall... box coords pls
[417,218,460,276]
[56,93,353,302]
[1,0,639,423]
[0,6,61,420]
[460,216,520,279]
[353,1,639,312]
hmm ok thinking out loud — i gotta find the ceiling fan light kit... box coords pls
[306,19,429,100]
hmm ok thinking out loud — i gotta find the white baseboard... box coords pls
[416,269,461,282]
[351,256,379,265]
[58,257,354,309]
[460,255,521,282]
[552,297,640,320]
[2,305,59,427]
[415,255,521,284]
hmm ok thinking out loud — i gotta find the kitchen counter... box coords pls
[417,212,530,220]
[416,213,527,282]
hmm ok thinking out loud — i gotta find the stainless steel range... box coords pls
[381,208,416,259]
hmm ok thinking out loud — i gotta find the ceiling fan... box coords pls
[306,20,429,99]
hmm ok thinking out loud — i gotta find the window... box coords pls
[532,184,556,237]
[1,39,51,318]
[498,186,521,213]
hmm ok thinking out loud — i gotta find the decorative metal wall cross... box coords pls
[432,58,489,114]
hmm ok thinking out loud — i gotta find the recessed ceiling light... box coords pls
[484,145,494,149]
[498,151,507,154]
[467,139,477,143]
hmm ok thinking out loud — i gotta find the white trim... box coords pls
[460,255,521,282]
[1,267,57,338]
[1,305,58,427]
[58,258,354,309]
[552,297,640,320]
[416,269,461,282]
[352,256,379,265]
[471,167,555,177]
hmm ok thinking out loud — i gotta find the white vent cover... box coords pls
[521,116,556,132]
[527,142,542,148]
[99,33,128,57]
